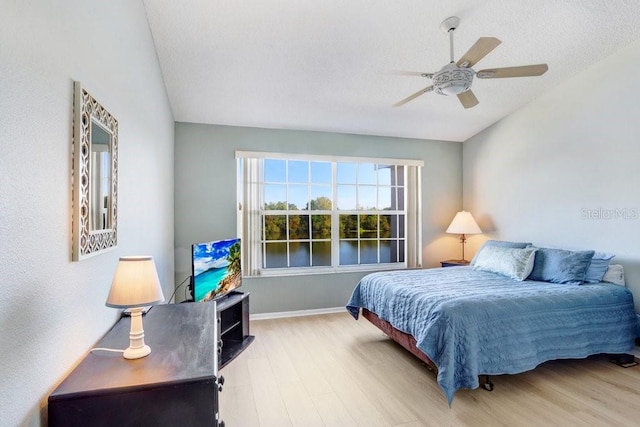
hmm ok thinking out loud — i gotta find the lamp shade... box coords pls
[106,256,165,308]
[446,211,482,235]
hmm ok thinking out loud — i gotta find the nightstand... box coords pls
[440,259,470,267]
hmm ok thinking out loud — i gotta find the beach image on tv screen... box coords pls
[192,238,241,302]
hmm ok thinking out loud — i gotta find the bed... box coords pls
[346,264,637,404]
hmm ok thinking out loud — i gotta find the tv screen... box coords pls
[191,238,242,302]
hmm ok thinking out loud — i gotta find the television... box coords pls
[191,238,242,302]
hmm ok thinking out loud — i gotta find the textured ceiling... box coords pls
[143,0,640,142]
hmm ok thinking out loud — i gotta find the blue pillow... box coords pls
[470,240,532,267]
[528,247,595,285]
[472,246,537,281]
[584,252,615,283]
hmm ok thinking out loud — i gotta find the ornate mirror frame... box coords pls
[72,82,118,261]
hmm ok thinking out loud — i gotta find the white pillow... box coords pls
[602,264,625,286]
[472,245,537,281]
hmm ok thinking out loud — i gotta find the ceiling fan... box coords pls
[393,16,548,109]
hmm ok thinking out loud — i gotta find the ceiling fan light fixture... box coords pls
[433,66,474,96]
[437,82,470,96]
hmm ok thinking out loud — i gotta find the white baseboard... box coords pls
[250,306,345,320]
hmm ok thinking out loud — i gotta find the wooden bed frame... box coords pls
[362,308,436,368]
[362,308,496,391]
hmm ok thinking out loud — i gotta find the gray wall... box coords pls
[0,2,175,425]
[175,123,462,313]
[463,38,640,312]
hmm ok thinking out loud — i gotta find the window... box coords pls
[237,152,423,276]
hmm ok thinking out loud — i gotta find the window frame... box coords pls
[236,151,423,277]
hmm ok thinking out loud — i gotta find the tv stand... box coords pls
[216,291,254,369]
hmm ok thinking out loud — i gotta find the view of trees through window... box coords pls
[260,159,406,269]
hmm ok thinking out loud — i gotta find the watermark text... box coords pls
[581,207,638,220]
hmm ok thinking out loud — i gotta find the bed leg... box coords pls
[610,354,638,368]
[482,375,494,391]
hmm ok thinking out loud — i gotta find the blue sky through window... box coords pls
[264,159,286,182]
[288,161,308,183]
[311,162,331,184]
[264,160,396,211]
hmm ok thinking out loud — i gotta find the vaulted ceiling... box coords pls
[143,0,640,142]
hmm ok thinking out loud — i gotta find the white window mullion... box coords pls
[286,202,291,268]
[307,162,313,267]
[331,162,340,268]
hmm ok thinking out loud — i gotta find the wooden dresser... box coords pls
[48,302,223,427]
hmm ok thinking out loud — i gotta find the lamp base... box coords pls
[123,307,152,360]
[458,233,468,262]
[123,344,151,360]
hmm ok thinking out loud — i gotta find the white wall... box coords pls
[463,38,640,311]
[0,1,175,425]
[174,123,462,313]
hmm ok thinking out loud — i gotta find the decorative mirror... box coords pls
[72,82,118,260]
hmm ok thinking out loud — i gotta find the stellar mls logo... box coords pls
[581,207,639,220]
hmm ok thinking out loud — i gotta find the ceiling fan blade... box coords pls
[476,64,548,79]
[393,86,434,107]
[457,90,479,109]
[389,70,435,78]
[456,37,501,68]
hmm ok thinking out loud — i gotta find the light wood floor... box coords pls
[219,312,640,426]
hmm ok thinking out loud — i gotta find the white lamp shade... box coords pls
[446,211,482,235]
[106,256,165,308]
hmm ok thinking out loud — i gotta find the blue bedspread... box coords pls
[346,267,636,404]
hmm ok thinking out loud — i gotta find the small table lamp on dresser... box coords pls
[105,256,165,359]
[444,211,482,266]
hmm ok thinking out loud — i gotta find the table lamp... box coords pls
[106,256,165,359]
[446,211,482,262]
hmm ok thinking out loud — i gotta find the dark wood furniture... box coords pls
[48,302,223,427]
[216,291,254,368]
[440,259,470,267]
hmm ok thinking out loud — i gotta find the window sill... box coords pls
[248,263,408,278]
